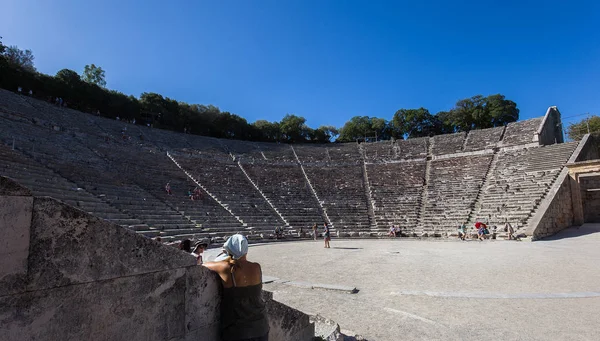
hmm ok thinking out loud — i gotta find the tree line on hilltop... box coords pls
[5,36,591,142]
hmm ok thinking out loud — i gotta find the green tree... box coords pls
[3,45,36,72]
[213,112,251,139]
[253,120,282,142]
[567,116,600,141]
[56,69,82,85]
[82,64,106,88]
[392,108,440,138]
[485,94,519,127]
[337,116,371,142]
[279,114,310,142]
[311,125,339,143]
[438,94,519,132]
[0,36,6,54]
[337,116,392,142]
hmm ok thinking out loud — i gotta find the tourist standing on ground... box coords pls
[165,182,172,195]
[312,224,318,240]
[505,222,515,240]
[204,234,269,341]
[323,223,331,248]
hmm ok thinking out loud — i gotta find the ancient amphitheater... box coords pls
[1,88,600,341]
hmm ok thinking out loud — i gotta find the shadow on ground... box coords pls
[541,223,600,241]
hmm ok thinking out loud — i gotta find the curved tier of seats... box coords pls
[431,132,466,156]
[420,155,494,236]
[367,161,426,234]
[243,162,324,230]
[302,164,371,230]
[0,88,576,242]
[471,142,578,231]
[463,126,505,152]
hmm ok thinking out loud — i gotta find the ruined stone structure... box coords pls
[0,88,594,242]
[0,176,315,341]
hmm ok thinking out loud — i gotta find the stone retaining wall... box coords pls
[528,168,575,240]
[0,176,314,341]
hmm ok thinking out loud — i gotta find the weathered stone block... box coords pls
[27,197,196,291]
[0,176,32,196]
[0,268,187,341]
[185,265,221,333]
[0,195,33,296]
[267,299,314,341]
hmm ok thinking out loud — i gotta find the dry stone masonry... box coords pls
[0,88,588,241]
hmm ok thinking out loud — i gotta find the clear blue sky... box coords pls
[2,0,599,131]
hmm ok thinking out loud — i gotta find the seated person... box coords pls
[458,224,467,240]
[193,187,202,200]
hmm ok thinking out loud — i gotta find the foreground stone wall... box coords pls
[0,177,314,341]
[263,291,315,341]
[527,135,593,239]
[528,168,575,240]
[0,177,221,341]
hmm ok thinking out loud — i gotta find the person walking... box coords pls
[505,222,515,240]
[204,234,269,341]
[312,223,318,241]
[323,223,331,248]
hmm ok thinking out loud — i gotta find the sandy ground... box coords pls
[205,224,600,341]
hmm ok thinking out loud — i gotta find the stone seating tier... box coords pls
[420,155,493,233]
[431,132,466,156]
[463,126,505,152]
[303,164,370,229]
[368,161,426,229]
[0,89,577,240]
[471,142,577,228]
[501,118,543,147]
[244,163,324,228]
[0,146,143,228]
[294,144,362,164]
[175,157,285,229]
[363,141,396,162]
[393,137,429,160]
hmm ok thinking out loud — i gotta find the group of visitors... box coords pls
[310,223,331,248]
[388,225,400,237]
[165,183,204,202]
[188,187,202,200]
[458,221,516,241]
[17,86,33,97]
[54,97,65,107]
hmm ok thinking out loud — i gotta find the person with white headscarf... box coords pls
[204,234,269,341]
